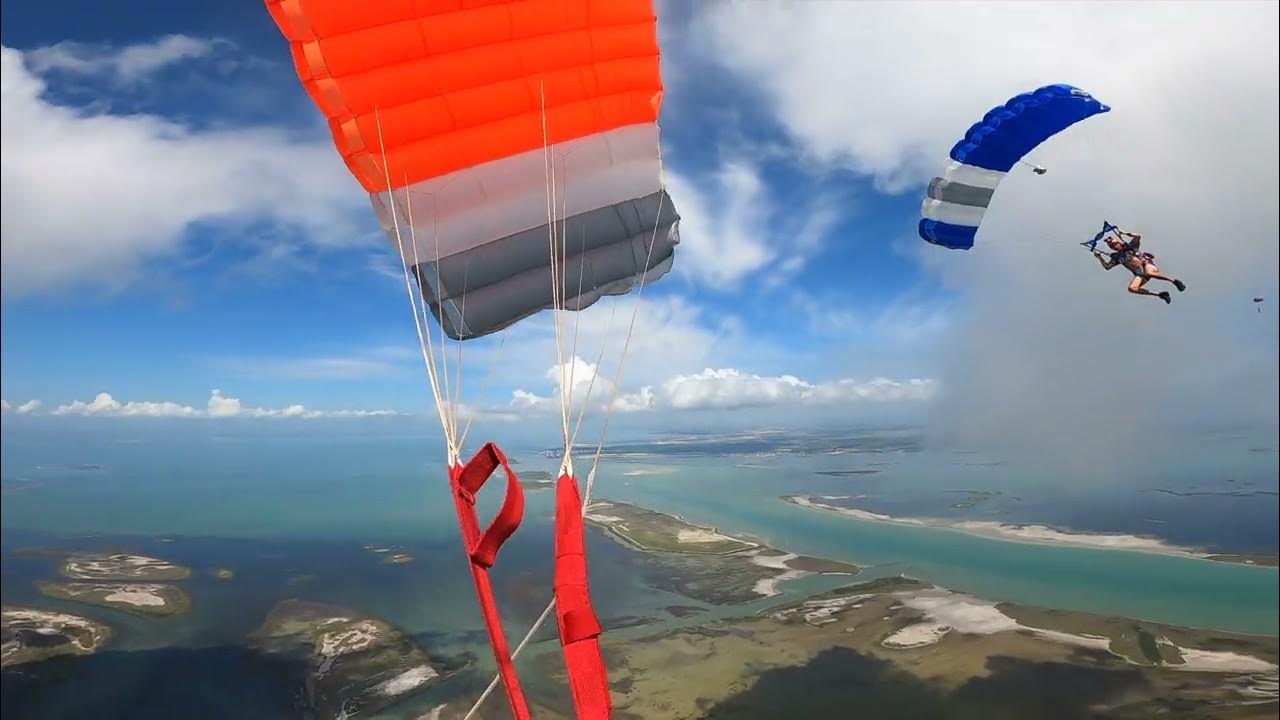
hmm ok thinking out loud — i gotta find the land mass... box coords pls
[38,581,191,616]
[60,553,191,581]
[782,494,1280,566]
[603,576,1279,719]
[1,606,112,668]
[250,599,447,720]
[586,500,859,604]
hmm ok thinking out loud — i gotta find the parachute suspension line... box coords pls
[540,81,574,475]
[405,189,459,459]
[423,192,457,450]
[564,174,587,437]
[1016,158,1046,174]
[450,259,470,444]
[583,187,667,505]
[464,597,558,720]
[374,108,456,461]
[470,155,670,711]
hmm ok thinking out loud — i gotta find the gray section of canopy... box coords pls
[926,177,995,208]
[414,189,680,340]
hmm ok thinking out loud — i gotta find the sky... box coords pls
[2,1,1277,458]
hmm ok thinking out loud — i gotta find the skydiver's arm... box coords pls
[1095,252,1117,270]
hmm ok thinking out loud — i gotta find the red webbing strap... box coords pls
[554,473,611,719]
[450,443,530,720]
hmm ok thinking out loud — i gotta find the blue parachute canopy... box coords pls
[919,84,1111,250]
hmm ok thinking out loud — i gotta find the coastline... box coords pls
[782,494,1279,566]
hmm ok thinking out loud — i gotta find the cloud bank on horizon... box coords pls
[691,0,1279,457]
[1,389,398,419]
[2,2,1277,453]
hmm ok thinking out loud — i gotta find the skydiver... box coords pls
[1093,230,1186,304]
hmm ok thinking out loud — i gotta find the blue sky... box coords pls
[3,2,1277,457]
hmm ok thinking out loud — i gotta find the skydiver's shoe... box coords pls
[1174,279,1186,292]
[1159,291,1172,304]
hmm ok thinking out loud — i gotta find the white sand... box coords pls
[317,620,380,658]
[415,705,447,720]
[64,554,182,579]
[1172,647,1279,673]
[1,608,106,652]
[103,585,167,607]
[887,589,1109,651]
[676,528,738,544]
[376,664,439,695]
[883,622,952,648]
[788,496,1201,557]
[750,552,806,597]
[770,594,874,626]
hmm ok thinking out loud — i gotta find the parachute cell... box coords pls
[919,84,1110,249]
[267,0,680,340]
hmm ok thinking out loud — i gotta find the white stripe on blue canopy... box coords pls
[921,197,986,227]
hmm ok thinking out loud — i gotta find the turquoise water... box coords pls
[2,425,1276,638]
[1,423,1277,717]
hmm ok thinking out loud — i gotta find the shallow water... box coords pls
[1,424,1276,718]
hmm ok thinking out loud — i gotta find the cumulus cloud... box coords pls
[47,389,396,419]
[696,2,1280,460]
[15,399,42,415]
[1,400,10,412]
[1,41,368,298]
[503,357,934,415]
[24,35,222,83]
[53,393,200,418]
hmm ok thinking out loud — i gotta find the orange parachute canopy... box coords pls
[266,0,666,193]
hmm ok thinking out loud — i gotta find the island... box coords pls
[604,576,1280,719]
[363,545,416,564]
[943,488,1001,509]
[815,469,882,477]
[38,581,191,616]
[1,605,112,667]
[59,553,191,581]
[782,494,1280,565]
[517,469,556,490]
[586,500,860,604]
[250,599,446,720]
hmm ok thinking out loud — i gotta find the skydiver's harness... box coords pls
[449,443,610,720]
[1082,221,1155,276]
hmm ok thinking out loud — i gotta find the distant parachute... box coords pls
[919,84,1111,249]
[1255,297,1265,313]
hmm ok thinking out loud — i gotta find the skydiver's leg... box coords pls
[1143,264,1186,291]
[1128,275,1171,303]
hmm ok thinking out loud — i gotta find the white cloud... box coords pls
[47,390,396,419]
[53,392,200,418]
[24,35,221,83]
[15,399,42,415]
[666,162,842,287]
[503,359,934,415]
[461,294,747,399]
[1,42,369,298]
[695,2,1280,457]
[1,400,10,412]
[653,368,935,411]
